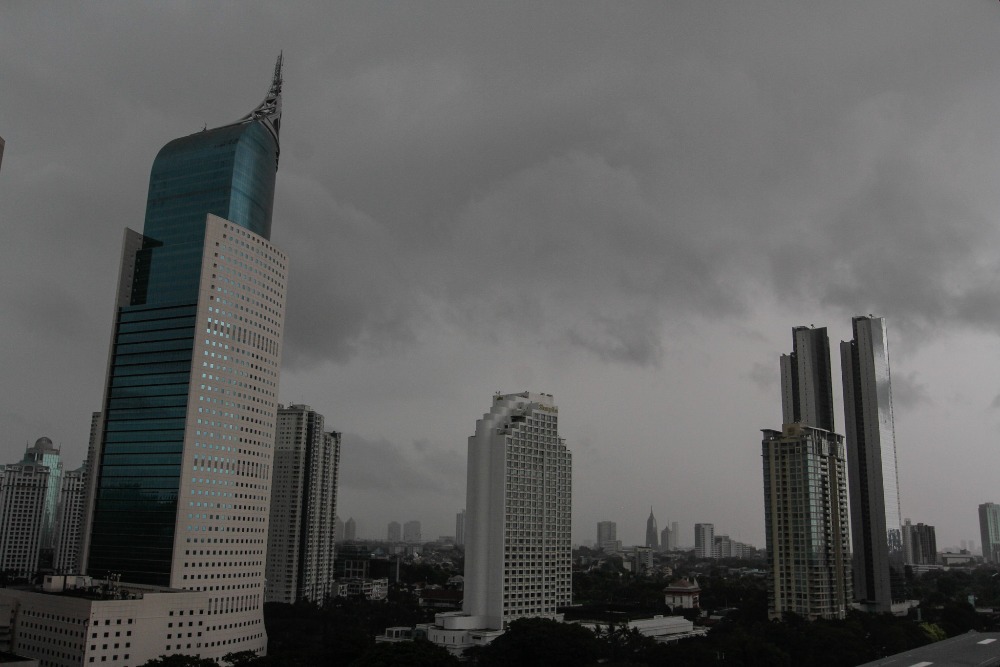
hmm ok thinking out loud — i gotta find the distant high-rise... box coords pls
[763,424,852,620]
[901,519,937,566]
[266,404,341,604]
[597,521,617,552]
[645,507,659,549]
[403,520,421,543]
[659,526,671,552]
[694,523,714,559]
[79,56,287,658]
[455,510,465,547]
[781,326,835,431]
[842,315,904,613]
[463,392,571,630]
[344,517,357,542]
[0,135,5,172]
[388,521,402,543]
[0,438,64,577]
[53,463,87,573]
[980,503,1000,564]
[670,521,679,550]
[335,515,344,542]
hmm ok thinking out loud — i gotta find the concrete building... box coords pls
[842,316,904,613]
[0,576,210,667]
[902,519,937,566]
[633,546,654,574]
[669,522,678,550]
[446,391,571,637]
[659,526,671,552]
[344,518,357,542]
[694,524,714,559]
[596,521,617,552]
[980,503,1000,564]
[0,438,64,578]
[265,405,341,604]
[762,424,852,620]
[645,508,659,550]
[52,464,87,574]
[403,520,421,543]
[387,521,401,543]
[334,515,344,543]
[76,57,287,660]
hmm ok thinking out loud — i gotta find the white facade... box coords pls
[463,392,572,631]
[80,215,288,659]
[52,465,87,574]
[694,523,714,559]
[0,578,209,667]
[265,405,341,604]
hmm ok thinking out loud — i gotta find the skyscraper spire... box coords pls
[238,52,283,165]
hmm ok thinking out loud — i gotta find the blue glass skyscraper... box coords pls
[81,56,288,659]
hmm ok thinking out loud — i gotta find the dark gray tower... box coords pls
[780,326,835,431]
[841,315,903,613]
[645,507,659,549]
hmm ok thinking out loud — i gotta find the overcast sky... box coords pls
[4,2,1000,550]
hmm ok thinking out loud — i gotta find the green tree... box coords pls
[139,656,220,667]
[469,617,602,667]
[350,639,461,667]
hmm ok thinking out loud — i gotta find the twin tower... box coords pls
[763,316,902,619]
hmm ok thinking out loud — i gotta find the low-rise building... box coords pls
[663,577,701,610]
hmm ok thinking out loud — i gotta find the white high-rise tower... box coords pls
[463,392,572,630]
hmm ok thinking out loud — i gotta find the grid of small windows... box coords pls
[500,405,572,622]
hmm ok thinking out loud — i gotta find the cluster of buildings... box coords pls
[594,518,756,562]
[0,57,342,667]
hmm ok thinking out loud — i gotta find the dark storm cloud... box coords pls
[338,433,465,499]
[890,372,932,411]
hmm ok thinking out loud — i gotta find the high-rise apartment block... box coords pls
[462,392,572,630]
[388,521,402,543]
[0,438,64,577]
[670,521,679,550]
[764,325,851,619]
[902,519,937,566]
[265,404,341,604]
[980,503,1000,564]
[77,57,287,658]
[455,510,466,547]
[694,523,714,559]
[762,424,851,620]
[597,521,617,552]
[403,520,422,543]
[660,526,671,552]
[842,316,903,613]
[645,508,659,549]
[53,463,87,573]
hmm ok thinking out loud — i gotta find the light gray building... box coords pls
[455,511,465,547]
[388,521,402,543]
[265,404,341,604]
[403,520,422,543]
[694,523,714,559]
[0,438,63,578]
[762,424,852,620]
[842,315,904,613]
[462,392,572,630]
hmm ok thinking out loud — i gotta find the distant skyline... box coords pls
[4,3,1000,549]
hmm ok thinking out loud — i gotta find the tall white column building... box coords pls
[694,523,714,559]
[462,392,572,630]
[265,404,341,604]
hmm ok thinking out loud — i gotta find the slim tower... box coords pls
[266,405,341,604]
[81,56,287,657]
[841,315,903,612]
[980,503,1000,564]
[0,438,63,578]
[455,511,465,547]
[463,392,572,630]
[645,508,659,549]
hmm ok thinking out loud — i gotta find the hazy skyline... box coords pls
[3,3,1000,549]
